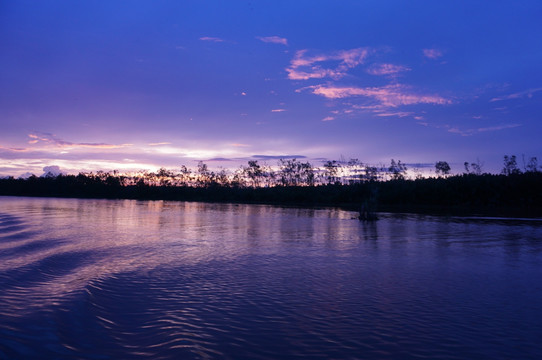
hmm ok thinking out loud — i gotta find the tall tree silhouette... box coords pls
[502,155,521,175]
[435,161,451,177]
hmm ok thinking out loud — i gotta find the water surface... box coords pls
[1,196,541,359]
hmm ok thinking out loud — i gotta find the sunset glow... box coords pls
[1,1,541,177]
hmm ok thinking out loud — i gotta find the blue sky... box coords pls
[1,1,541,176]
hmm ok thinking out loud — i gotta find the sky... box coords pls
[1,1,542,177]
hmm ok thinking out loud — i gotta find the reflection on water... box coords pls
[0,196,541,359]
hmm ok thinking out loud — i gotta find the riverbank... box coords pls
[1,172,542,218]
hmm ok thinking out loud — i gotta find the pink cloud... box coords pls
[322,116,335,122]
[148,142,172,146]
[199,36,224,42]
[302,84,452,107]
[286,48,371,80]
[490,87,542,102]
[423,48,443,59]
[367,63,410,76]
[0,145,29,152]
[271,109,286,112]
[256,36,288,46]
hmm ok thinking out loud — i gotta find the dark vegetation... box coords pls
[1,156,541,216]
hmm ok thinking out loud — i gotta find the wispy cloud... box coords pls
[231,143,250,147]
[0,145,29,152]
[423,48,443,59]
[271,109,286,112]
[286,48,371,80]
[301,84,452,107]
[448,123,521,136]
[148,142,171,146]
[252,154,307,160]
[375,111,413,118]
[257,36,288,46]
[322,116,335,121]
[206,157,235,162]
[367,63,410,76]
[199,36,224,42]
[490,87,542,102]
[28,133,130,149]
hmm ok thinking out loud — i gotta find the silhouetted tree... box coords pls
[230,167,246,188]
[197,161,211,187]
[179,165,192,186]
[463,162,470,174]
[301,161,315,186]
[244,160,264,188]
[346,158,364,184]
[157,167,174,186]
[435,161,451,177]
[278,158,298,186]
[365,166,379,181]
[262,164,276,187]
[278,158,314,186]
[215,168,229,187]
[323,160,340,184]
[388,159,407,180]
[526,157,539,173]
[464,159,484,175]
[502,155,521,175]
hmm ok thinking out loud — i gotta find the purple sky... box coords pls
[1,1,542,177]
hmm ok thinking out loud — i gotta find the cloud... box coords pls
[406,162,434,169]
[301,84,452,107]
[28,133,130,149]
[0,145,28,152]
[375,111,412,118]
[367,63,410,76]
[199,36,224,42]
[271,109,286,112]
[286,48,371,80]
[231,143,250,147]
[448,123,521,136]
[423,48,443,59]
[41,165,63,177]
[256,36,288,46]
[490,87,542,102]
[252,154,307,160]
[148,142,171,146]
[206,157,235,162]
[322,116,335,121]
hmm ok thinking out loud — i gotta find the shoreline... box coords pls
[2,194,541,220]
[2,172,542,219]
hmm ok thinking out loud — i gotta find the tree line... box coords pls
[1,155,541,215]
[20,155,540,189]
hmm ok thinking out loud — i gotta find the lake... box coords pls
[1,196,541,359]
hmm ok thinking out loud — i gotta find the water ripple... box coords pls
[0,197,542,359]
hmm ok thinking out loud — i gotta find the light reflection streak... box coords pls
[1,198,541,359]
[0,197,359,313]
